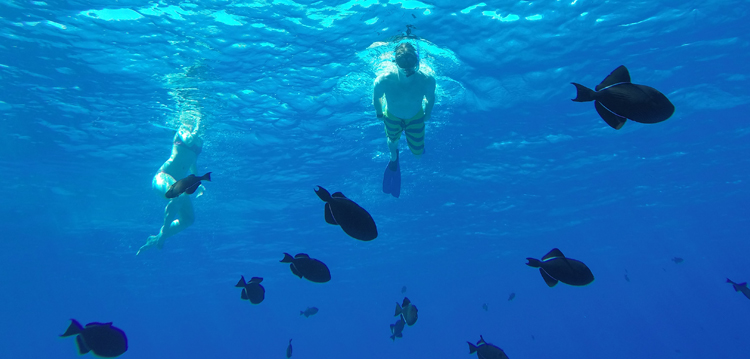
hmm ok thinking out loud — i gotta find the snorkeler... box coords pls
[137,113,205,255]
[372,42,436,198]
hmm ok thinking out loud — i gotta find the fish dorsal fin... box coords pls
[542,248,565,261]
[249,277,263,284]
[332,191,347,199]
[295,253,310,259]
[596,65,631,91]
[85,322,107,328]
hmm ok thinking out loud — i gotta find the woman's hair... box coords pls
[394,43,419,68]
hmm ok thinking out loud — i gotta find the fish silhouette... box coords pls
[315,186,378,241]
[280,253,331,283]
[526,248,594,287]
[60,319,128,358]
[571,65,674,129]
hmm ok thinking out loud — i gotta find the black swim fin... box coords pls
[382,154,400,198]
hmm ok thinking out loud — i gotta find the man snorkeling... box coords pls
[372,42,436,197]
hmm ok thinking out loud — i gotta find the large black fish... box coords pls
[235,275,265,304]
[571,65,675,130]
[526,248,594,287]
[394,297,418,326]
[165,172,211,199]
[389,317,405,341]
[60,319,128,358]
[727,279,750,301]
[314,186,378,241]
[280,253,331,283]
[468,335,509,359]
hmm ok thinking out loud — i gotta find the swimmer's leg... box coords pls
[156,196,195,249]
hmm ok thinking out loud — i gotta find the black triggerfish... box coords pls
[727,278,750,301]
[280,253,331,283]
[165,172,211,198]
[314,186,378,241]
[235,275,265,304]
[60,319,128,358]
[571,65,675,130]
[526,248,594,287]
[468,335,509,359]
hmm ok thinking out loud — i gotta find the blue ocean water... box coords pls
[1,0,749,358]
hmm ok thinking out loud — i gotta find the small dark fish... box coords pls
[60,319,128,357]
[571,65,675,130]
[286,339,292,358]
[165,172,211,199]
[394,297,418,326]
[672,257,684,264]
[280,253,331,283]
[300,307,319,317]
[507,292,515,301]
[624,274,630,282]
[468,335,509,359]
[389,317,405,341]
[726,279,750,300]
[401,286,407,293]
[482,303,488,311]
[526,248,594,287]
[235,275,265,304]
[315,186,378,241]
[411,14,416,18]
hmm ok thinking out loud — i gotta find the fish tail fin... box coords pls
[202,172,212,181]
[394,302,402,316]
[526,258,542,268]
[571,83,596,102]
[314,186,332,202]
[235,276,246,288]
[300,311,304,315]
[468,342,478,354]
[280,253,295,263]
[60,319,83,337]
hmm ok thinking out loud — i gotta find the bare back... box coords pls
[376,71,436,119]
[159,126,203,179]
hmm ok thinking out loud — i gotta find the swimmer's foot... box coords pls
[136,235,161,256]
[382,154,401,198]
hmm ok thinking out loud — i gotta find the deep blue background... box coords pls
[1,0,749,358]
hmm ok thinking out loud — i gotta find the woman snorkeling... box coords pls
[137,110,205,255]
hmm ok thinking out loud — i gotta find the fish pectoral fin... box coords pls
[540,269,559,287]
[596,65,631,91]
[324,203,338,225]
[76,336,91,355]
[595,101,627,130]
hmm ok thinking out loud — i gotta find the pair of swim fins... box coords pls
[382,154,400,198]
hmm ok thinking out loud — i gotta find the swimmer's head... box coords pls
[394,43,419,77]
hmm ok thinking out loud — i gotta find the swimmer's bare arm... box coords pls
[423,76,436,121]
[373,75,386,118]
